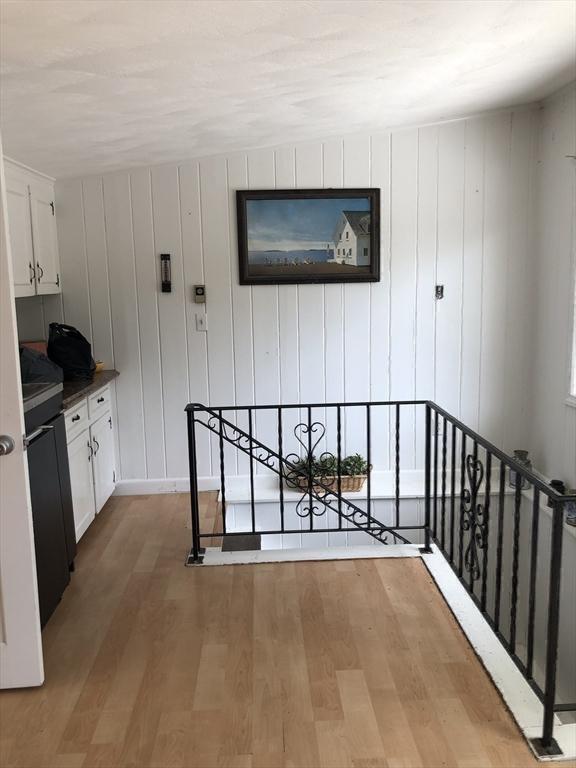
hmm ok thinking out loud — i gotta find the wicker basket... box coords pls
[288,474,367,493]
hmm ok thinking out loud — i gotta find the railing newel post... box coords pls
[537,499,565,753]
[422,403,432,553]
[186,407,203,565]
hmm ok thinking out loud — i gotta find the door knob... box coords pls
[0,435,15,456]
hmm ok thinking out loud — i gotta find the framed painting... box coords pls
[236,188,380,284]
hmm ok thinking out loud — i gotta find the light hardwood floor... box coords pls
[0,493,567,768]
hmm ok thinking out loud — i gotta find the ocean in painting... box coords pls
[249,249,334,265]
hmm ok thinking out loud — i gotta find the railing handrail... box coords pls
[186,399,575,504]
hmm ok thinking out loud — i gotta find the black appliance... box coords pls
[23,382,76,627]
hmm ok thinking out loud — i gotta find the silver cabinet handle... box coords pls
[87,440,93,460]
[36,263,44,281]
[24,424,54,448]
[0,435,15,455]
[92,436,100,455]
[29,262,35,284]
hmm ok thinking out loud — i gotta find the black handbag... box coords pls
[47,323,96,381]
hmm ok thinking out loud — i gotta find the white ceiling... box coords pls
[1,0,575,178]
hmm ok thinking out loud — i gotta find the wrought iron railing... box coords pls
[185,399,576,755]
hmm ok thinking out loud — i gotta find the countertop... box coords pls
[62,370,119,410]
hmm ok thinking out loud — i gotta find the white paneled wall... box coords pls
[531,85,576,487]
[53,108,538,483]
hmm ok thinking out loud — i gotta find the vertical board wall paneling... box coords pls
[198,155,237,475]
[56,108,540,484]
[247,150,279,474]
[414,125,439,467]
[274,146,301,467]
[81,176,114,368]
[342,135,371,458]
[179,160,212,478]
[390,129,418,470]
[226,153,251,476]
[503,110,535,452]
[322,139,346,481]
[295,143,325,405]
[435,120,465,416]
[129,168,167,479]
[479,112,512,448]
[55,179,92,341]
[370,133,391,471]
[460,117,486,431]
[102,172,146,480]
[150,165,189,478]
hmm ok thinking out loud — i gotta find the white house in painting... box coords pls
[331,210,371,266]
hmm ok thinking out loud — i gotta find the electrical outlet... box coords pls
[435,285,444,300]
[195,313,207,332]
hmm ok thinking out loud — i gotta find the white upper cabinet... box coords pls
[29,178,60,294]
[5,170,35,297]
[3,159,61,297]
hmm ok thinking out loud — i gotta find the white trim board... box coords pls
[200,543,422,566]
[422,545,576,762]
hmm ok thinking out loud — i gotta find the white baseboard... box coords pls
[113,477,218,495]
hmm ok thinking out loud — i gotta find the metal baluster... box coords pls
[441,417,447,550]
[526,487,540,679]
[307,405,313,532]
[367,405,372,530]
[541,501,565,749]
[186,409,202,564]
[458,433,467,575]
[278,407,285,534]
[337,406,342,529]
[433,411,439,538]
[218,409,227,534]
[494,462,506,632]
[469,440,479,593]
[423,404,432,552]
[395,404,400,529]
[450,423,457,561]
[480,451,491,612]
[248,409,256,534]
[510,478,522,653]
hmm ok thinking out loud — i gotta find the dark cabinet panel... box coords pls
[27,425,70,627]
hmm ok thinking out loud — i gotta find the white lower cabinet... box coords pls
[68,432,96,541]
[66,384,116,542]
[91,413,115,513]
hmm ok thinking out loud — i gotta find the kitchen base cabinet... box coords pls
[67,431,96,542]
[91,414,116,513]
[66,384,116,541]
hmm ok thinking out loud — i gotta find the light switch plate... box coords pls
[195,313,207,332]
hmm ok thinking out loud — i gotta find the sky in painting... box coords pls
[247,197,370,252]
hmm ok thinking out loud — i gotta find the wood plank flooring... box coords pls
[0,493,564,768]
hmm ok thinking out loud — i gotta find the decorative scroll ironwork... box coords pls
[195,409,410,545]
[284,421,337,519]
[461,454,488,580]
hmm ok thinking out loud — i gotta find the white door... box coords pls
[4,171,35,298]
[29,178,60,295]
[91,414,115,513]
[0,146,44,688]
[67,431,96,542]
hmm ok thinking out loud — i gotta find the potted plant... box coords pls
[285,453,369,493]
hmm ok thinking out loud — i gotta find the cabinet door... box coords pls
[27,427,70,627]
[91,413,116,513]
[29,179,60,295]
[5,173,35,297]
[67,431,96,541]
